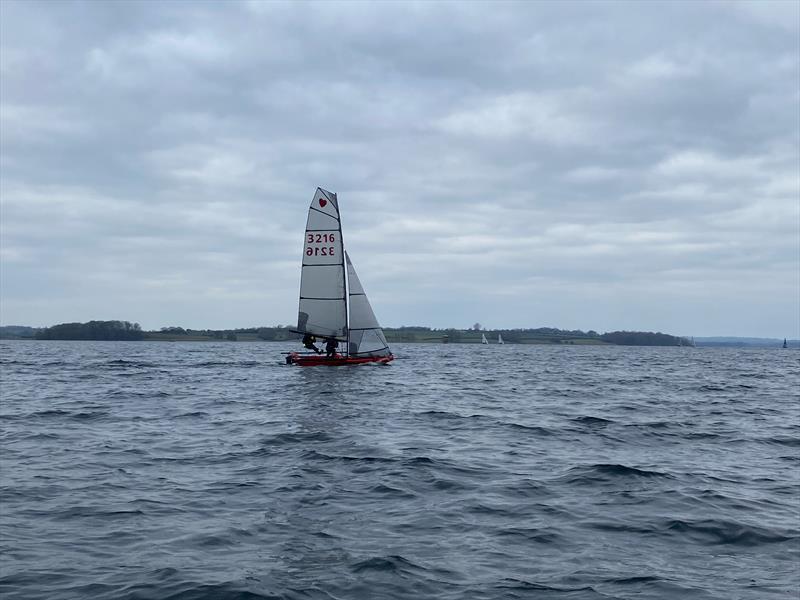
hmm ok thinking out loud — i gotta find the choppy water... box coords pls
[0,341,798,600]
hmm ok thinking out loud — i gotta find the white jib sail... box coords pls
[481,333,488,344]
[297,188,348,340]
[498,334,504,344]
[346,252,391,357]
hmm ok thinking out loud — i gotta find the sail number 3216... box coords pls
[306,232,335,257]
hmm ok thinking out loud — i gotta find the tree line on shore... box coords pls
[1,322,692,346]
[33,321,145,341]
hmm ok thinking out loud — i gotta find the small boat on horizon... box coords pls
[498,333,504,344]
[481,333,489,345]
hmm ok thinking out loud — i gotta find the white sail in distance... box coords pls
[498,334,504,344]
[296,188,348,340]
[481,333,489,344]
[346,252,391,357]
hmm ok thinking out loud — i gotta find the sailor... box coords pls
[302,334,322,354]
[325,337,338,359]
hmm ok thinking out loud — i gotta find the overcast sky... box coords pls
[1,0,798,337]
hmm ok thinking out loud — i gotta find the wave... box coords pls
[496,478,553,499]
[572,416,615,426]
[432,477,472,491]
[663,518,797,546]
[563,463,673,484]
[495,526,561,544]
[37,506,146,521]
[417,410,494,428]
[495,578,601,596]
[102,359,157,369]
[25,409,109,421]
[760,436,800,447]
[301,450,395,464]
[504,422,555,436]
[586,517,797,547]
[351,554,423,574]
[118,581,289,600]
[368,484,416,499]
[175,411,210,418]
[260,431,332,446]
[602,575,662,584]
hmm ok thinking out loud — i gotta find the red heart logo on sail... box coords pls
[319,198,327,207]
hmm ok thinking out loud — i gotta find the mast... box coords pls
[336,191,349,357]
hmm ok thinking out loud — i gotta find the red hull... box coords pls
[286,352,393,367]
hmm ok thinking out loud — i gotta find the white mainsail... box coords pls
[481,333,488,344]
[346,252,391,357]
[498,334,504,344]
[297,188,347,340]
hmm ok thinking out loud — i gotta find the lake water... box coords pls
[0,341,798,600]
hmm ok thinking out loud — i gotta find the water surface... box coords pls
[1,341,798,599]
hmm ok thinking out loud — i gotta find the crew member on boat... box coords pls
[324,337,338,359]
[302,334,322,354]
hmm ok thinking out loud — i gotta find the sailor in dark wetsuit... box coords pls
[325,337,338,359]
[302,334,322,354]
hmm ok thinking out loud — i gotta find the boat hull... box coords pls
[286,352,393,367]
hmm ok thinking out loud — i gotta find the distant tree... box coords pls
[472,323,482,331]
[599,331,681,346]
[0,326,39,339]
[226,333,237,341]
[160,326,186,335]
[446,328,462,342]
[37,320,145,341]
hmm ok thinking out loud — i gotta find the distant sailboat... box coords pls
[498,333,504,344]
[481,333,489,345]
[783,338,788,349]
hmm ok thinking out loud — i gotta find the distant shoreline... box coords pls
[4,323,795,347]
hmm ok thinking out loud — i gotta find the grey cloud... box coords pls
[1,0,797,336]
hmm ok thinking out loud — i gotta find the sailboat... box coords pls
[783,338,788,349]
[286,188,394,366]
[481,333,489,345]
[498,333,504,344]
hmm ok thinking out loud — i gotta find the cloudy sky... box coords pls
[1,0,798,337]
